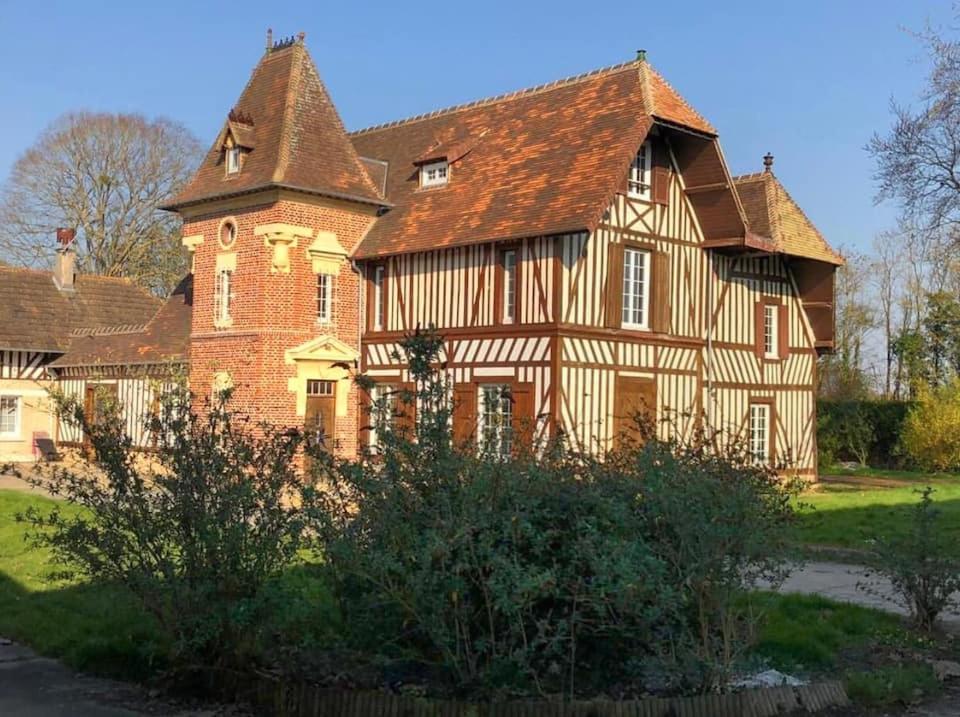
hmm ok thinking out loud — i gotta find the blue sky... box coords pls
[0,0,952,254]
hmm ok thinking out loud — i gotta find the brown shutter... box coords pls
[605,243,625,328]
[778,304,790,359]
[754,302,765,358]
[652,250,671,334]
[452,384,477,449]
[511,383,536,452]
[652,141,670,205]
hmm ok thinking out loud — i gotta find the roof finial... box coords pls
[265,28,273,54]
[636,49,647,62]
[763,152,774,173]
[297,31,306,44]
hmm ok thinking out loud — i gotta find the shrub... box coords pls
[901,380,960,472]
[864,487,960,632]
[816,400,912,470]
[16,386,312,678]
[310,329,800,697]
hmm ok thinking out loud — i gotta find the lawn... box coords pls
[822,464,960,482]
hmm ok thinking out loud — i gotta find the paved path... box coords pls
[0,640,229,716]
[775,561,960,633]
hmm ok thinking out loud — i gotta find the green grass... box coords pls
[795,479,960,553]
[844,663,941,707]
[822,464,960,481]
[0,489,166,679]
[747,592,920,671]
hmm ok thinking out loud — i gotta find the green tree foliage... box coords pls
[16,386,311,677]
[311,329,800,697]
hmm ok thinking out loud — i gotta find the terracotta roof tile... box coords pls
[0,266,161,352]
[51,275,193,369]
[733,172,842,265]
[351,59,711,258]
[167,42,383,209]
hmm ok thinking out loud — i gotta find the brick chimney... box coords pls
[53,228,76,291]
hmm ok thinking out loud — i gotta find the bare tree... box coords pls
[0,112,201,294]
[869,21,960,234]
[871,231,901,397]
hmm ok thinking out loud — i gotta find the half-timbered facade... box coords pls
[159,35,839,476]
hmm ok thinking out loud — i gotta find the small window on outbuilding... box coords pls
[226,146,241,175]
[421,160,449,188]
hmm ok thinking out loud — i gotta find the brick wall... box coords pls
[184,194,375,457]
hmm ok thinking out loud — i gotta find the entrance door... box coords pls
[304,379,337,458]
[613,376,657,448]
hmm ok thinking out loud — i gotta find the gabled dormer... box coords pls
[221,109,255,176]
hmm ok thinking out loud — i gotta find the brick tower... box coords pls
[163,32,386,457]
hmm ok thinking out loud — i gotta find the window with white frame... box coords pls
[502,249,517,323]
[763,304,778,358]
[0,395,19,438]
[627,142,651,199]
[368,382,397,451]
[421,160,449,187]
[479,384,513,458]
[226,146,241,175]
[317,273,334,324]
[622,247,651,329]
[372,264,385,330]
[214,268,234,325]
[749,403,771,466]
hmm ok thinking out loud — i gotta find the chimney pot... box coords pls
[265,28,273,53]
[636,49,647,62]
[53,229,76,291]
[56,227,76,247]
[763,152,774,173]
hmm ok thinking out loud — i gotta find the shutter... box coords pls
[452,384,477,449]
[511,383,536,452]
[652,250,671,334]
[652,141,671,205]
[605,243,625,328]
[778,304,790,358]
[754,302,765,358]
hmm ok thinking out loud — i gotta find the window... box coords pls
[368,382,397,451]
[621,247,651,329]
[0,396,20,438]
[226,146,241,175]
[628,142,651,199]
[502,249,517,323]
[219,220,237,248]
[479,384,513,458]
[307,379,335,396]
[749,403,771,466]
[372,264,386,330]
[763,304,778,358]
[317,274,334,324]
[421,160,449,187]
[214,268,233,325]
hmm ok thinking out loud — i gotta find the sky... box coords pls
[0,0,954,255]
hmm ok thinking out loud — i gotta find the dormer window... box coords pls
[226,146,241,175]
[627,142,651,199]
[421,160,449,188]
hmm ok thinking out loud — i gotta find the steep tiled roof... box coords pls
[350,59,714,258]
[166,40,384,209]
[51,275,193,369]
[0,266,161,353]
[733,172,842,265]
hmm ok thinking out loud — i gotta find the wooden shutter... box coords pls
[652,250,671,334]
[605,243,625,328]
[452,384,477,449]
[778,304,790,359]
[652,141,671,205]
[511,383,536,452]
[614,376,657,449]
[754,302,765,358]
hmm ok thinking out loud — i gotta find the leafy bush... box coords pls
[16,386,312,678]
[864,487,960,632]
[901,380,960,472]
[311,329,800,697]
[817,400,912,469]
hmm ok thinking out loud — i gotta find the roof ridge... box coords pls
[732,171,769,182]
[350,60,640,136]
[644,64,715,134]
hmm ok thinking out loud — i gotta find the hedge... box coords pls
[817,400,913,470]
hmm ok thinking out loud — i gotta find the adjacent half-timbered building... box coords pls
[0,236,159,461]
[159,35,839,476]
